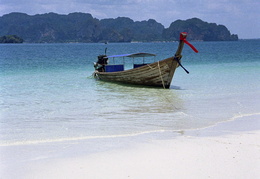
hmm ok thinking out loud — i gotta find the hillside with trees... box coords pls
[0,12,238,43]
[162,18,238,41]
[0,35,23,43]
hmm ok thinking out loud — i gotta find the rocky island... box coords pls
[0,12,238,43]
[0,35,23,43]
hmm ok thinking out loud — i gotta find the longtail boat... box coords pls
[93,32,198,89]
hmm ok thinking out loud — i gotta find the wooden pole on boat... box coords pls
[175,32,187,57]
[174,32,198,74]
[174,32,189,74]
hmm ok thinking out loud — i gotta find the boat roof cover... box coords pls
[108,53,156,58]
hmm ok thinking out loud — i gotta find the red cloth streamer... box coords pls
[180,32,198,53]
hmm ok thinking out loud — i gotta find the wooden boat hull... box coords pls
[93,32,198,89]
[93,57,179,89]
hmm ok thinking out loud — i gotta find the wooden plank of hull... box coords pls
[94,57,178,88]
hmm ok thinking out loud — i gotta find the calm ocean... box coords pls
[0,40,260,146]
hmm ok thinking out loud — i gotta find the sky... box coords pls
[0,0,259,39]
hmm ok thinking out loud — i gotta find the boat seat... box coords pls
[133,64,147,68]
[105,65,124,72]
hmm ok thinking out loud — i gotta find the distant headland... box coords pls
[0,35,23,43]
[0,12,238,43]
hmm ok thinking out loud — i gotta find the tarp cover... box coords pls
[108,53,156,58]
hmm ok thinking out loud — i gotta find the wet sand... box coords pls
[1,115,260,179]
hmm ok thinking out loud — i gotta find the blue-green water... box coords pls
[0,40,260,145]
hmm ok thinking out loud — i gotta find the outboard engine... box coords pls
[94,55,108,72]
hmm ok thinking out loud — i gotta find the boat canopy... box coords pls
[108,53,156,58]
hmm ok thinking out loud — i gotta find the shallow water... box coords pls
[0,40,259,146]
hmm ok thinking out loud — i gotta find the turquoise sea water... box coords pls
[0,40,260,146]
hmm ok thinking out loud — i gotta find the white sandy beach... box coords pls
[20,132,259,179]
[1,115,258,179]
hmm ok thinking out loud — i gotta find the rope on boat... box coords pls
[158,61,166,89]
[147,64,155,69]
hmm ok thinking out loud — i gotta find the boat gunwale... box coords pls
[94,56,175,75]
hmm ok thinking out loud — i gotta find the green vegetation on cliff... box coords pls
[0,12,238,43]
[163,18,238,41]
[0,35,24,43]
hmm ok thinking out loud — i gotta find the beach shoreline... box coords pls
[1,114,259,179]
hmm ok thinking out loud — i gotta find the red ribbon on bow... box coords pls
[180,32,198,53]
